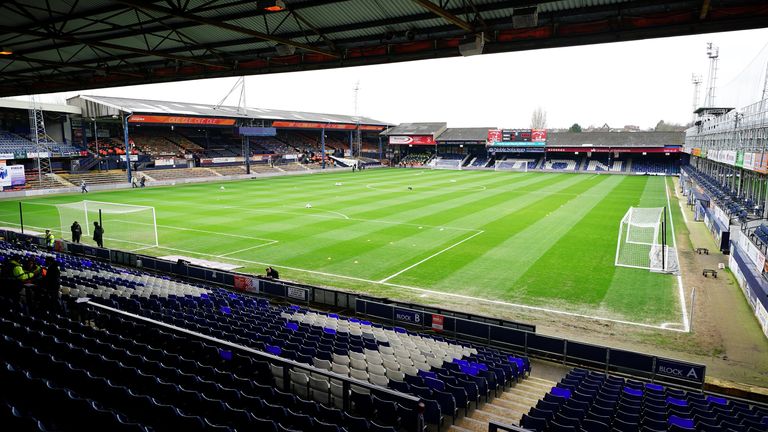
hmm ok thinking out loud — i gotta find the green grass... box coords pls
[0,169,682,325]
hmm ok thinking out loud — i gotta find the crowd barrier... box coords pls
[2,229,707,388]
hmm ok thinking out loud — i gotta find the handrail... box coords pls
[488,420,531,432]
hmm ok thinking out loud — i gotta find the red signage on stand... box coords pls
[432,314,444,332]
[388,135,436,145]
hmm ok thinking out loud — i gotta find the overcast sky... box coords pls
[26,27,768,130]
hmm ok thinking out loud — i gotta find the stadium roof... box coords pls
[68,95,389,126]
[0,98,80,114]
[1,1,767,98]
[437,127,493,142]
[381,123,447,137]
[546,131,684,148]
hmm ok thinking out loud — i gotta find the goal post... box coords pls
[54,200,158,249]
[615,206,674,272]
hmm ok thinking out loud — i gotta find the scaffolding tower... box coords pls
[28,96,55,185]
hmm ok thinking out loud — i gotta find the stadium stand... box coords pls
[467,157,490,168]
[0,238,538,432]
[274,163,309,172]
[543,159,580,171]
[399,154,432,167]
[90,138,135,156]
[495,158,540,171]
[520,368,768,432]
[22,172,70,190]
[431,155,465,170]
[685,167,756,224]
[208,165,247,176]
[0,130,36,153]
[630,156,679,175]
[130,134,183,157]
[1,129,80,156]
[583,156,625,173]
[145,168,218,181]
[60,170,131,186]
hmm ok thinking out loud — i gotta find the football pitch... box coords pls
[0,169,686,329]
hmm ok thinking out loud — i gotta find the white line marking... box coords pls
[665,177,689,333]
[115,219,278,242]
[672,177,689,224]
[378,230,485,283]
[212,204,479,232]
[218,240,279,257]
[149,242,687,332]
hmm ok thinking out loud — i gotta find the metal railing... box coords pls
[85,301,425,430]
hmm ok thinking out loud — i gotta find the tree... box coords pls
[654,120,686,132]
[531,107,547,129]
[569,123,582,133]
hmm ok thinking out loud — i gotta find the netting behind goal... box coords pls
[55,200,158,249]
[615,207,665,271]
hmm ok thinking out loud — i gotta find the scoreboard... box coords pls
[488,128,546,145]
[502,129,532,142]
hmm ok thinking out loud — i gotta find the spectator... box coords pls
[40,257,61,311]
[140,176,146,188]
[0,255,26,303]
[70,221,82,243]
[80,180,88,193]
[93,221,104,248]
[131,176,138,188]
[22,256,43,306]
[265,266,279,279]
[43,229,55,251]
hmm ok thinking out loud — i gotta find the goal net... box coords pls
[55,200,158,249]
[615,207,668,272]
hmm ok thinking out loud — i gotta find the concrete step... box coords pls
[454,415,487,432]
[523,376,557,388]
[445,425,475,432]
[488,396,534,414]
[471,407,517,425]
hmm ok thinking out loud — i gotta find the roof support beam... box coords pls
[115,0,339,58]
[0,24,225,69]
[411,0,475,33]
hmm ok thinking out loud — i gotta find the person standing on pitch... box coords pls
[80,180,88,193]
[93,221,104,248]
[70,221,82,243]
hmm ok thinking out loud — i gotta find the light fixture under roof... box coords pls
[262,0,285,12]
[0,47,12,55]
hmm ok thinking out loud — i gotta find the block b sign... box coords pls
[395,308,424,325]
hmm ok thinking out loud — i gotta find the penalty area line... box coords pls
[378,230,485,283]
[218,240,279,257]
[149,243,687,332]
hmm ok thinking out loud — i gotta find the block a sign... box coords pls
[656,358,705,383]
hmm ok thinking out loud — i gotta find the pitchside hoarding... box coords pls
[0,164,25,189]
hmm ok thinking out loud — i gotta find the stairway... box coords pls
[446,376,556,432]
